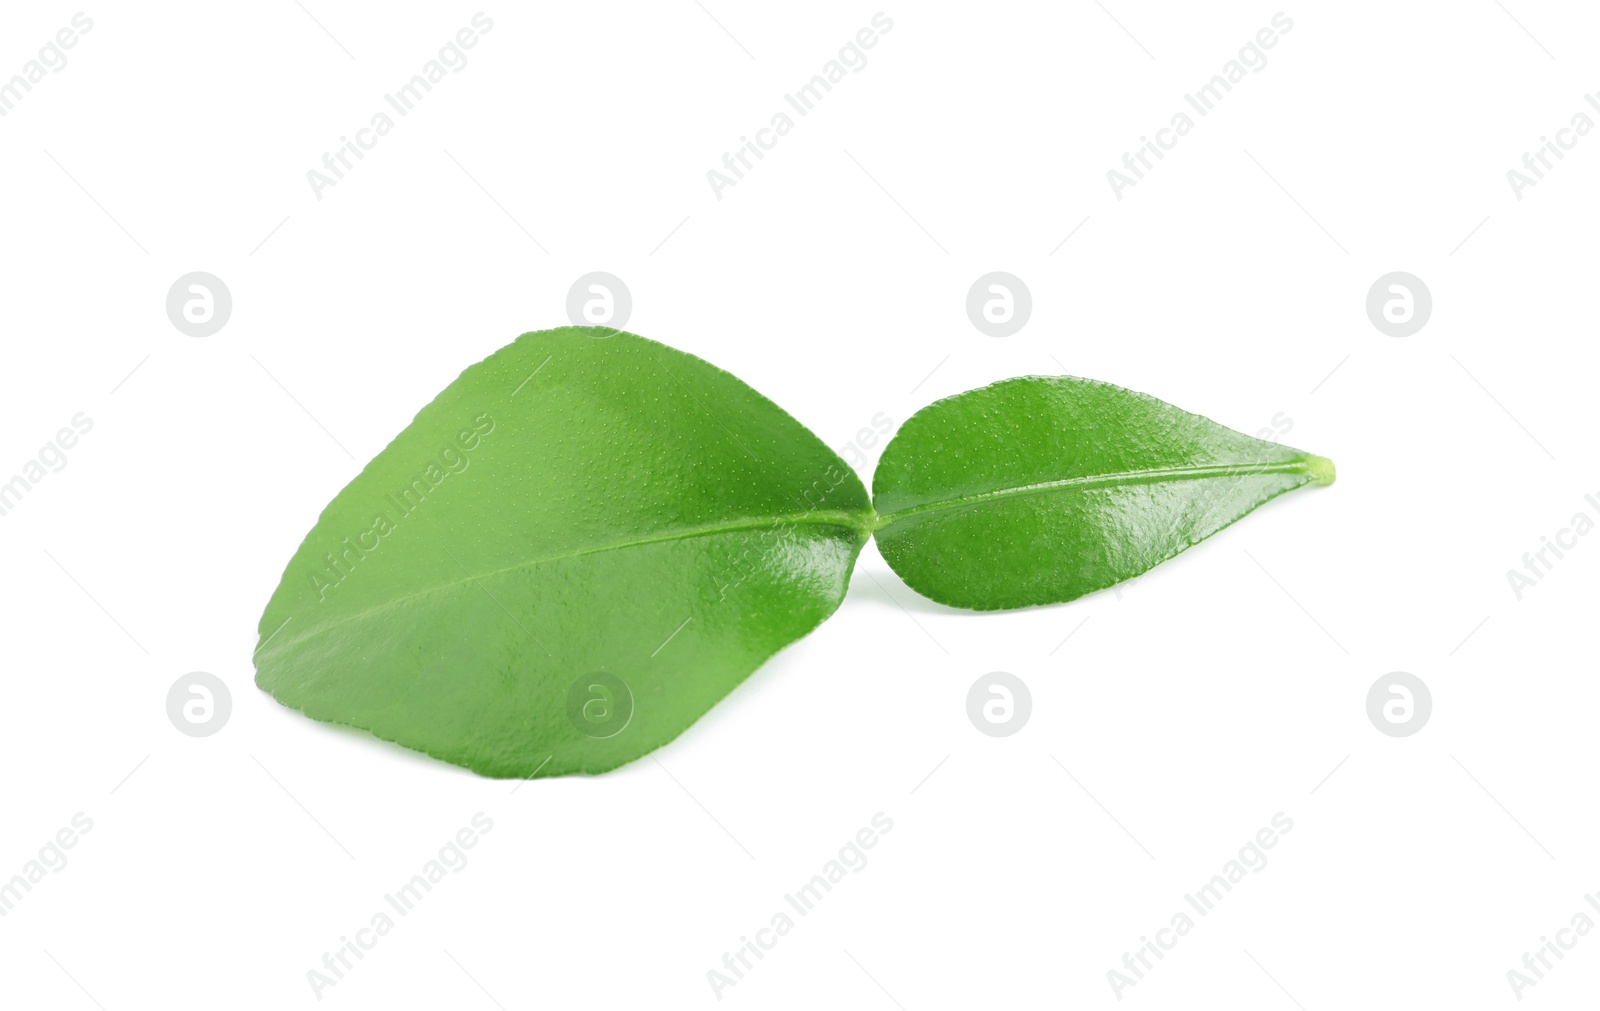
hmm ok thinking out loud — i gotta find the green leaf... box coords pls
[871,375,1334,610]
[254,327,873,778]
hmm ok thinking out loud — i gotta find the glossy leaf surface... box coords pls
[254,327,873,778]
[872,376,1334,610]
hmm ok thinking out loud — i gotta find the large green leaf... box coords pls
[872,376,1334,610]
[254,327,873,778]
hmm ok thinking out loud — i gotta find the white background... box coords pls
[1,2,1596,1007]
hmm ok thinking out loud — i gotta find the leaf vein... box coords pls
[874,459,1321,530]
[259,509,872,657]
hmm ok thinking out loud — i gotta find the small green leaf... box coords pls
[871,375,1334,610]
[254,327,873,778]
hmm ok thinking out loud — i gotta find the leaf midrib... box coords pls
[873,459,1320,531]
[258,508,874,658]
